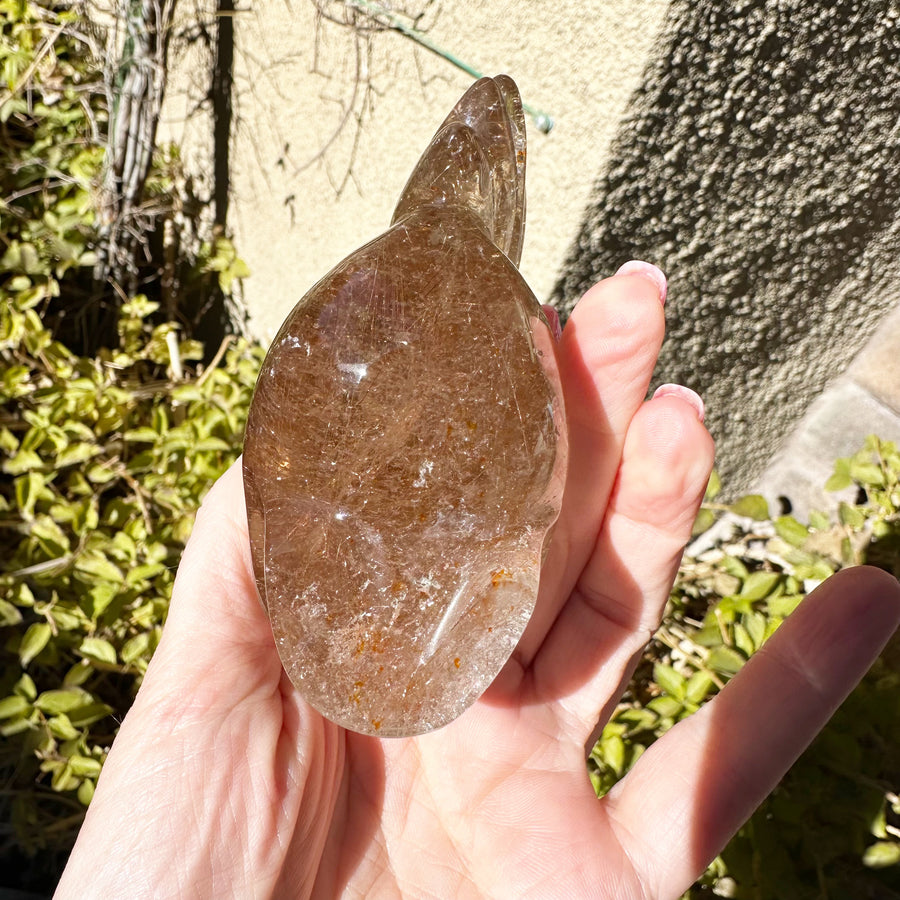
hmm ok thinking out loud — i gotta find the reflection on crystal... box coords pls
[337,362,369,383]
[243,76,568,737]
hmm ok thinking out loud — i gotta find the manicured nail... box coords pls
[542,304,563,340]
[652,383,705,422]
[615,260,667,305]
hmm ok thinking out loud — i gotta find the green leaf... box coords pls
[600,733,626,777]
[616,707,658,732]
[729,494,770,520]
[66,701,114,728]
[0,426,19,453]
[48,713,80,740]
[744,610,767,649]
[6,584,34,617]
[178,339,205,361]
[170,384,205,403]
[704,470,721,501]
[0,695,31,719]
[56,442,100,467]
[86,582,119,618]
[740,570,781,601]
[825,471,853,492]
[767,594,803,618]
[793,558,838,582]
[826,456,852,491]
[68,755,102,777]
[121,631,151,664]
[86,462,118,484]
[808,509,830,530]
[721,556,750,581]
[15,470,44,518]
[74,552,123,583]
[653,663,686,700]
[110,530,137,562]
[30,515,70,554]
[79,637,117,665]
[158,433,193,452]
[707,646,746,676]
[0,598,23,625]
[3,448,44,474]
[34,688,91,715]
[50,761,79,792]
[123,427,159,443]
[862,841,900,868]
[78,778,95,806]
[773,515,809,547]
[63,662,93,688]
[838,502,866,528]
[685,671,715,704]
[49,604,85,632]
[734,622,755,657]
[19,621,51,666]
[692,507,716,537]
[121,295,159,319]
[1,716,37,737]
[125,561,166,585]
[14,673,37,701]
[849,460,885,486]
[192,437,231,453]
[647,695,683,718]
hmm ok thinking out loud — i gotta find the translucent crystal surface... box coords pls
[243,76,567,736]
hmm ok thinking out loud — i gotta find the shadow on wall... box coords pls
[553,0,900,496]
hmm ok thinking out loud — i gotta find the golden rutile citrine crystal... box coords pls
[243,76,567,736]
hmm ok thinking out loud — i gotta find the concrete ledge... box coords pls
[757,378,900,521]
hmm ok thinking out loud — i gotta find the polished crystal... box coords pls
[243,76,567,736]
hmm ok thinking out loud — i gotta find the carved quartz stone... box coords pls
[243,76,567,736]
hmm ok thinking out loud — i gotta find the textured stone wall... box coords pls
[553,0,900,493]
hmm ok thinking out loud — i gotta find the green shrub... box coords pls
[0,0,104,322]
[590,438,900,898]
[0,0,246,358]
[1,5,256,883]
[0,296,263,882]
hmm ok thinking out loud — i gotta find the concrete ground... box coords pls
[757,300,900,521]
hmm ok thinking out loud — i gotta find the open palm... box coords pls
[57,269,900,900]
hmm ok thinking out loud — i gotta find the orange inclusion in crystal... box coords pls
[490,568,513,587]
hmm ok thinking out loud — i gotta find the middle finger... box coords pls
[511,264,667,671]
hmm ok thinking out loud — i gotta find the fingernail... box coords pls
[652,383,705,422]
[615,260,667,305]
[542,304,563,340]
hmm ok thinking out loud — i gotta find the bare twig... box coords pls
[93,0,179,293]
[196,334,235,386]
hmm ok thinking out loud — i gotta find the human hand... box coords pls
[56,266,900,899]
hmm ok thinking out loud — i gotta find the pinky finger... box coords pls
[603,565,900,897]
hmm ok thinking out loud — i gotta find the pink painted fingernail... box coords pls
[652,383,705,422]
[614,260,668,305]
[542,304,563,340]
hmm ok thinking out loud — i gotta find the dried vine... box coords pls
[93,0,178,294]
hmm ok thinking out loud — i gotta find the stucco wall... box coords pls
[162,0,900,495]
[554,0,900,493]
[191,0,671,339]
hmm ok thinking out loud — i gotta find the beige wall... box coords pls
[163,0,671,340]
[161,0,900,510]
